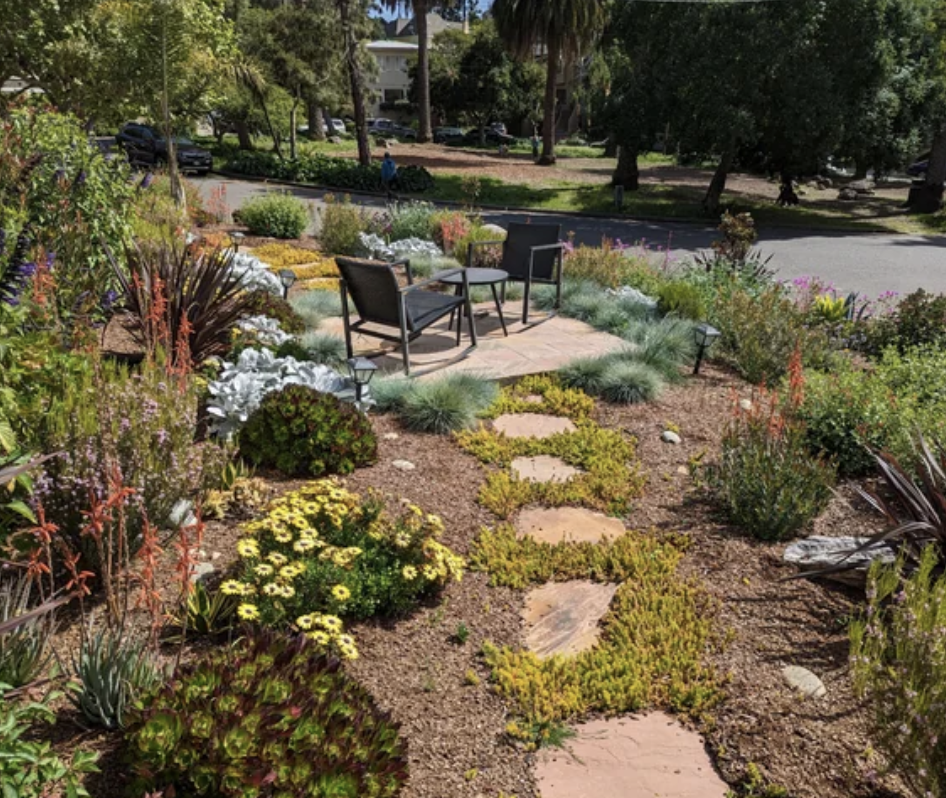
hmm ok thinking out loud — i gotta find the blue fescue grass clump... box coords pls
[371,372,499,434]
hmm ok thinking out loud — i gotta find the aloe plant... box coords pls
[0,577,54,688]
[71,629,162,729]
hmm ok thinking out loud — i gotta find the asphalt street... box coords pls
[197,174,946,298]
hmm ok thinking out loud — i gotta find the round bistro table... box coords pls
[438,267,509,337]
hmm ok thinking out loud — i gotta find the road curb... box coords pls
[210,169,895,235]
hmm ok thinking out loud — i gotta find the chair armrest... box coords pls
[388,257,413,284]
[529,242,565,253]
[400,268,464,292]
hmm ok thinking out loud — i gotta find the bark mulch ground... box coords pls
[40,364,906,798]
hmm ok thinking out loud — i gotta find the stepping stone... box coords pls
[511,455,580,484]
[492,413,576,439]
[522,581,618,659]
[516,507,625,545]
[536,714,728,798]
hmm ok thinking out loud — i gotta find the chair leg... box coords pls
[455,306,462,346]
[402,336,411,375]
[491,283,508,336]
[522,279,531,325]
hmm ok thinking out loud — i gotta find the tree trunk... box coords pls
[926,122,946,188]
[539,35,560,166]
[603,138,617,157]
[703,150,733,217]
[290,99,299,160]
[338,0,370,166]
[308,101,326,141]
[235,120,252,150]
[415,0,432,143]
[613,145,639,190]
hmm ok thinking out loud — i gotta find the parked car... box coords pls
[908,154,930,177]
[433,126,464,144]
[324,118,346,134]
[117,123,212,175]
[461,127,516,146]
[368,118,416,140]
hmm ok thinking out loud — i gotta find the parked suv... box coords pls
[368,118,416,140]
[117,123,213,175]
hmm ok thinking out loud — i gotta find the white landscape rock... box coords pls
[781,665,827,699]
[783,535,894,588]
[661,430,682,445]
[392,459,416,472]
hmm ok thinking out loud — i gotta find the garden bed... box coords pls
[35,365,904,798]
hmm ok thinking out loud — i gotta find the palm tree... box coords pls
[381,0,440,144]
[492,0,608,165]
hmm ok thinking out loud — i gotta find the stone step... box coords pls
[492,413,576,439]
[516,506,626,545]
[522,580,618,659]
[536,714,728,798]
[511,455,581,484]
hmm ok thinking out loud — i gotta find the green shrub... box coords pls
[400,373,499,433]
[797,347,946,477]
[713,286,827,386]
[224,481,463,638]
[225,150,434,193]
[0,685,99,797]
[242,289,307,334]
[704,390,835,541]
[290,288,343,327]
[563,240,668,294]
[239,192,310,239]
[1,106,135,321]
[127,631,408,798]
[598,360,665,404]
[37,360,229,562]
[455,224,506,268]
[850,548,946,798]
[384,200,436,241]
[318,194,371,256]
[622,316,695,381]
[239,384,377,476]
[863,288,946,355]
[657,281,706,321]
[370,376,415,412]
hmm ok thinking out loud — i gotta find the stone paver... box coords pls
[516,507,626,544]
[319,304,625,380]
[536,714,728,798]
[522,580,618,658]
[511,455,581,483]
[492,413,576,439]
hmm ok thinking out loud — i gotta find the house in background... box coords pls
[366,12,463,121]
[365,40,418,120]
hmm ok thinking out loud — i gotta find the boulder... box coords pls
[783,535,894,587]
[837,187,858,201]
[661,430,682,445]
[781,665,826,699]
[848,178,875,192]
[479,223,507,238]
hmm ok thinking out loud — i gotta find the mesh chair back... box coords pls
[501,223,561,281]
[336,257,402,327]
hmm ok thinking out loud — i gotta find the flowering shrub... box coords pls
[318,194,372,256]
[863,288,946,355]
[0,106,135,320]
[37,359,229,560]
[703,352,835,541]
[564,238,668,294]
[850,547,946,798]
[127,631,408,798]
[222,481,464,658]
[238,192,310,239]
[429,210,472,254]
[239,384,377,477]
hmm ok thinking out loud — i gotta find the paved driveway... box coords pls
[197,174,946,297]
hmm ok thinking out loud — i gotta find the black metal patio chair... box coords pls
[336,256,476,375]
[466,222,564,324]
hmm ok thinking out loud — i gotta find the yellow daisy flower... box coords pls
[267,552,288,567]
[331,584,351,601]
[401,565,418,581]
[319,614,343,633]
[255,563,275,577]
[236,539,260,558]
[220,580,245,596]
[262,582,281,597]
[237,603,260,621]
[296,615,314,630]
[307,630,331,646]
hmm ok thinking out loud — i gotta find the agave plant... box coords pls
[164,581,238,642]
[112,242,255,367]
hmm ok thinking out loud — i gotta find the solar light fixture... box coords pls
[347,356,378,404]
[230,231,245,251]
[278,269,296,299]
[692,322,721,375]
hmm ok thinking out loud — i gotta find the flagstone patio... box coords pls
[320,304,626,379]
